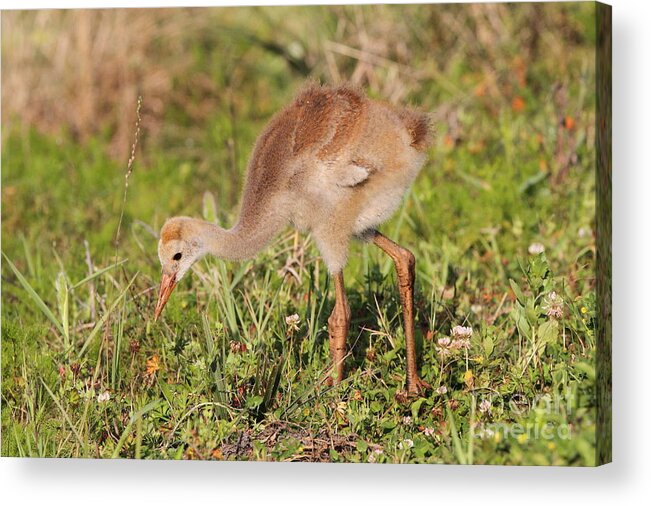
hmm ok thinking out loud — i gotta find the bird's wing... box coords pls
[329,155,384,187]
[290,85,379,189]
[292,85,365,161]
[333,163,371,187]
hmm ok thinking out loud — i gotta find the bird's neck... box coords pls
[199,204,287,261]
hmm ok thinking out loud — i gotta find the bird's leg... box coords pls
[372,231,429,396]
[328,271,351,383]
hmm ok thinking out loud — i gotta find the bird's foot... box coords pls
[407,375,431,398]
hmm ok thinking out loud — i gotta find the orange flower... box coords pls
[511,96,526,113]
[562,115,576,130]
[145,354,160,376]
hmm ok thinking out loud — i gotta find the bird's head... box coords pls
[154,217,206,321]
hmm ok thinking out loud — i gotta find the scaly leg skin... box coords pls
[328,271,351,383]
[373,231,429,396]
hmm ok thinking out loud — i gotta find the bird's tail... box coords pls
[398,108,433,152]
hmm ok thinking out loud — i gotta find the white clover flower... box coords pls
[528,242,545,255]
[435,337,452,357]
[436,385,448,395]
[479,398,492,413]
[97,391,110,403]
[446,325,473,351]
[285,313,300,332]
[368,447,383,463]
[451,325,473,339]
[542,291,564,319]
[450,338,471,350]
[398,439,414,450]
[402,416,412,425]
[479,427,495,439]
[423,427,436,437]
[546,307,563,319]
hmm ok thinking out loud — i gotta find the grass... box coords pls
[2,3,598,464]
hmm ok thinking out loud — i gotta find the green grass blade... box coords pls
[201,314,228,418]
[468,396,476,465]
[202,190,218,224]
[446,407,467,465]
[262,358,284,414]
[111,299,126,389]
[111,399,162,458]
[78,273,137,357]
[20,233,36,278]
[40,378,85,449]
[55,271,70,349]
[3,251,65,336]
[71,258,128,289]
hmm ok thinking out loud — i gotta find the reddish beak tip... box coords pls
[154,273,177,321]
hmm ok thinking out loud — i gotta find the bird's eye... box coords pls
[173,252,182,261]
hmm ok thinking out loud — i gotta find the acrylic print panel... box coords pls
[1,1,611,465]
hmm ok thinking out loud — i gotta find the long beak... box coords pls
[154,272,177,321]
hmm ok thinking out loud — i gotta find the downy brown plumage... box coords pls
[155,82,432,394]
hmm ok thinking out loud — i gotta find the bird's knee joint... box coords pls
[402,249,416,269]
[396,250,415,279]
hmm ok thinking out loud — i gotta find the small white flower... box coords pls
[285,313,300,332]
[423,427,436,437]
[542,291,564,320]
[446,326,473,351]
[402,416,412,425]
[435,337,452,357]
[479,398,492,413]
[436,385,448,395]
[451,325,473,339]
[97,391,110,403]
[450,338,471,350]
[528,242,545,255]
[398,439,414,450]
[479,427,495,439]
[546,307,563,319]
[367,447,383,462]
